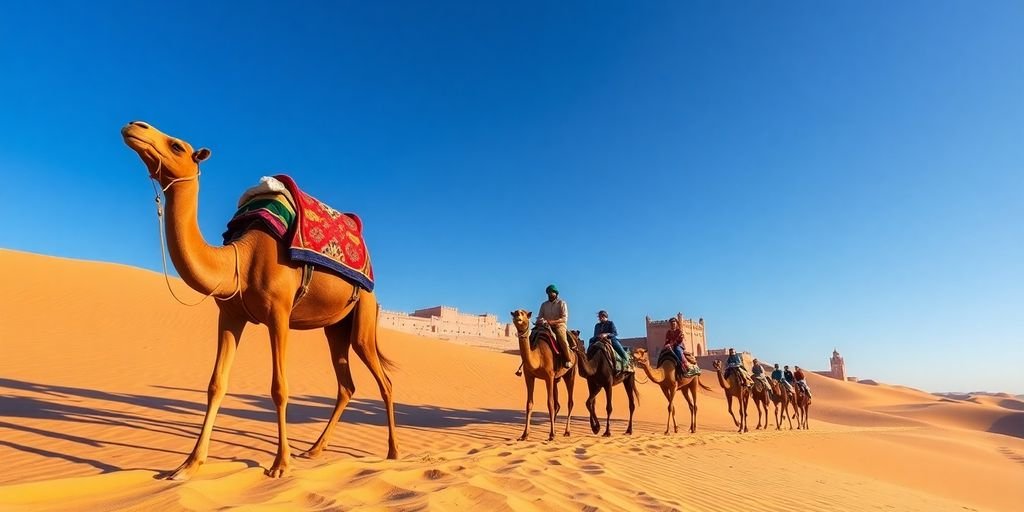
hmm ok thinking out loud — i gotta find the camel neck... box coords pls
[517,328,541,370]
[162,180,236,296]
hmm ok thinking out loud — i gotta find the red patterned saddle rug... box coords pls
[222,175,375,292]
[274,175,374,291]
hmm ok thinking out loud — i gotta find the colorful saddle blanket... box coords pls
[657,349,701,377]
[222,175,375,291]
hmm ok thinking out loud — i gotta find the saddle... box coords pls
[657,349,700,377]
[588,339,631,375]
[530,326,577,368]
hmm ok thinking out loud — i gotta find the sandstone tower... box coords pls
[830,348,847,381]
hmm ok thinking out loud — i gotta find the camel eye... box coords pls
[170,142,185,153]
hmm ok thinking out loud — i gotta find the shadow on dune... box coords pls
[997,399,1024,411]
[0,377,532,473]
[988,413,1024,439]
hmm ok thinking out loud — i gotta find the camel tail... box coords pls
[373,307,399,377]
[697,375,713,392]
[631,380,641,406]
[377,346,399,373]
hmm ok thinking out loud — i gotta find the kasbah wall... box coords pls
[377,305,515,340]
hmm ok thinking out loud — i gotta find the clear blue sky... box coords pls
[1,1,1021,394]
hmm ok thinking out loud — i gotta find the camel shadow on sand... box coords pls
[0,377,536,477]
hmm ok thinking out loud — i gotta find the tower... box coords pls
[830,348,846,381]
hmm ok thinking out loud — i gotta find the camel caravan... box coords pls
[122,121,813,480]
[516,288,813,440]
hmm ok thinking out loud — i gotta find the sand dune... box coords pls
[1,249,1022,511]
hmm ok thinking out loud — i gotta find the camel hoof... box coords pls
[563,431,571,438]
[518,434,529,441]
[664,430,670,435]
[265,465,290,478]
[164,465,199,481]
[624,429,633,436]
[515,371,523,377]
[297,447,323,460]
[548,435,556,442]
[386,448,399,460]
[603,431,612,438]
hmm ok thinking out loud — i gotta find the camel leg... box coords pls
[740,393,750,433]
[562,369,575,437]
[545,377,557,441]
[754,398,761,430]
[349,293,399,459]
[624,375,636,435]
[520,374,536,441]
[661,387,673,435]
[166,312,246,481]
[785,398,794,430]
[602,383,613,437]
[266,311,294,478]
[689,385,698,433]
[586,380,600,435]
[553,378,561,417]
[726,395,739,427]
[299,319,354,459]
[681,386,695,434]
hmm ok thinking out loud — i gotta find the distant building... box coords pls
[813,348,853,381]
[377,305,515,340]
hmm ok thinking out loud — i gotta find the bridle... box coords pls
[148,158,242,307]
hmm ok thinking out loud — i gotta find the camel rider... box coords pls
[794,366,812,398]
[590,310,630,372]
[538,284,573,369]
[751,359,774,400]
[772,363,794,394]
[725,348,753,386]
[664,318,689,374]
[783,365,795,388]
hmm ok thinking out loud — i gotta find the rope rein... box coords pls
[149,159,242,307]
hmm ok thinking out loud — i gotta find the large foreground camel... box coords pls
[633,348,713,434]
[713,360,751,433]
[572,340,639,436]
[122,121,398,480]
[510,310,577,441]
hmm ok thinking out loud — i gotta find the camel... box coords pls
[768,380,795,430]
[712,360,751,433]
[510,310,577,441]
[571,339,639,436]
[121,121,398,480]
[632,348,713,435]
[750,376,772,430]
[794,386,811,429]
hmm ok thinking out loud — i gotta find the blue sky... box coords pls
[1,1,1021,394]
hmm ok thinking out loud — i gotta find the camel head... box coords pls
[121,121,210,188]
[509,309,533,335]
[712,360,722,370]
[632,347,649,367]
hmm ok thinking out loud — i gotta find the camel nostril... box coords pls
[130,121,150,129]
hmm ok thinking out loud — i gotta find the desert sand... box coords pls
[1,248,1022,511]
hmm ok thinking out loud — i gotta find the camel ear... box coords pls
[526,311,533,319]
[192,148,211,162]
